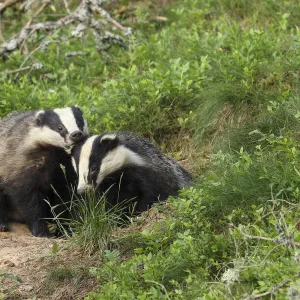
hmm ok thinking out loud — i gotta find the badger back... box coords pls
[116,132,193,188]
[0,111,34,137]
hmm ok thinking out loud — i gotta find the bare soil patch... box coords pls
[0,223,98,300]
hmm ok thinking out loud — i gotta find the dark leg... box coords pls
[0,192,8,232]
[13,191,54,237]
[133,177,161,214]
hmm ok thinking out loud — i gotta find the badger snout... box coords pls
[77,182,93,195]
[70,131,84,143]
[77,187,85,195]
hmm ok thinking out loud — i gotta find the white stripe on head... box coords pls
[77,135,98,192]
[54,107,79,134]
[26,126,66,148]
[96,145,146,186]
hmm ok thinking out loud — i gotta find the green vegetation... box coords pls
[68,190,127,255]
[2,0,300,298]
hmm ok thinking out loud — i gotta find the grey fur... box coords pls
[0,111,37,184]
[114,133,192,190]
[0,107,87,236]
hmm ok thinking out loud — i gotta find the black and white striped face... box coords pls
[33,106,89,150]
[72,134,146,194]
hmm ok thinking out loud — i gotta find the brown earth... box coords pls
[0,207,169,299]
[0,223,98,300]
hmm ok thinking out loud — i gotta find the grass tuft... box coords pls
[67,189,128,256]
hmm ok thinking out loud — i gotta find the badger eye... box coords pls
[57,125,64,132]
[90,166,97,174]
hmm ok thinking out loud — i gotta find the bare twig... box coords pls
[238,227,300,247]
[0,18,5,43]
[2,62,43,76]
[26,0,51,27]
[90,5,132,35]
[0,0,23,14]
[19,27,38,53]
[20,0,52,52]
[19,0,34,12]
[4,65,31,74]
[63,0,71,14]
[20,40,60,67]
[248,272,300,299]
[149,16,168,23]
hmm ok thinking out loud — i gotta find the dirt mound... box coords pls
[0,223,97,299]
[0,223,58,269]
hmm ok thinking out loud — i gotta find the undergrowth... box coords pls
[83,131,300,299]
[1,0,300,298]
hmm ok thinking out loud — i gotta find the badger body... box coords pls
[72,133,192,213]
[0,106,88,237]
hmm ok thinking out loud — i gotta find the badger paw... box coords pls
[31,221,55,238]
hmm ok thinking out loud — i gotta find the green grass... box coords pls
[2,0,300,298]
[66,190,126,256]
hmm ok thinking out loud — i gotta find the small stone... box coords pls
[4,260,15,267]
[21,285,33,292]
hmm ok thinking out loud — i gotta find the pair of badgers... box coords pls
[0,108,192,237]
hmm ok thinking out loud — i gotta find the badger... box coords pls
[72,132,193,214]
[0,106,88,237]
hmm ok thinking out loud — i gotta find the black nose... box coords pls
[70,131,84,142]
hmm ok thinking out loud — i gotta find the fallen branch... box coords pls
[0,0,132,59]
[0,9,77,58]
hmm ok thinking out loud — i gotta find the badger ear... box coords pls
[35,110,45,126]
[99,134,119,151]
[74,105,82,113]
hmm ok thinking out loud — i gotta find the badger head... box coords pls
[72,133,145,195]
[33,106,89,151]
